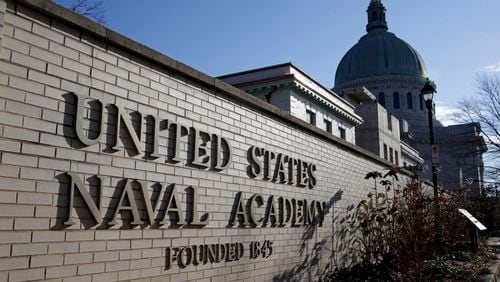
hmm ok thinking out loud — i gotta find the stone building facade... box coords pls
[0,1,420,281]
[220,65,425,169]
[219,63,362,144]
[334,0,486,189]
[354,102,401,166]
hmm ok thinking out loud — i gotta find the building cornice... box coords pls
[401,142,424,164]
[335,75,426,90]
[240,77,363,125]
[291,82,363,125]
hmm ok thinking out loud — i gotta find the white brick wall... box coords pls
[0,1,417,281]
[0,0,6,56]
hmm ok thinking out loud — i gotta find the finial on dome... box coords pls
[367,0,388,32]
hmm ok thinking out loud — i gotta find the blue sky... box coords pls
[58,0,500,121]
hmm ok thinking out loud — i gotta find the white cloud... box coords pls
[435,103,460,126]
[482,62,500,73]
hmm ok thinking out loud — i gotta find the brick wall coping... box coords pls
[14,0,416,174]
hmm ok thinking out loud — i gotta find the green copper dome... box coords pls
[335,0,428,87]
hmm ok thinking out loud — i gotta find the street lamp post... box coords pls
[421,80,438,198]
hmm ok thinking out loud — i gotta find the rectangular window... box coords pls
[393,92,400,109]
[324,119,332,133]
[395,151,399,165]
[389,148,394,163]
[383,144,388,160]
[407,93,413,109]
[339,127,346,140]
[387,113,392,131]
[378,92,386,107]
[306,110,316,126]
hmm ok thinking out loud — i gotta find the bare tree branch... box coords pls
[56,0,106,24]
[454,73,500,182]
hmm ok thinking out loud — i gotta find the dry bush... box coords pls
[326,168,490,281]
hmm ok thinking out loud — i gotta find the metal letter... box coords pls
[112,105,142,154]
[169,121,188,163]
[110,179,144,225]
[73,93,104,146]
[263,195,278,226]
[263,150,275,180]
[236,243,244,260]
[137,180,166,225]
[165,247,178,270]
[279,197,293,226]
[149,115,161,159]
[247,194,265,226]
[305,200,316,225]
[292,199,304,226]
[272,153,287,183]
[188,186,209,227]
[217,244,225,263]
[308,163,317,189]
[248,146,262,178]
[191,127,211,168]
[178,246,193,268]
[214,134,233,171]
[226,243,235,262]
[229,192,249,226]
[288,157,297,185]
[205,244,216,264]
[297,160,309,187]
[160,184,186,226]
[316,201,327,226]
[192,245,201,266]
[64,173,103,226]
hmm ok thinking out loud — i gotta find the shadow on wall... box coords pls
[55,93,191,230]
[52,171,202,230]
[272,190,344,282]
[61,92,163,158]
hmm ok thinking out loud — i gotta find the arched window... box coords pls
[378,92,386,107]
[393,92,400,109]
[419,93,424,110]
[407,93,413,109]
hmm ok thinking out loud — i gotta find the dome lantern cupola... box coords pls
[334,0,428,87]
[367,0,388,32]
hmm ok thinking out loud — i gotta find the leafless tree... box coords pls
[455,73,500,184]
[57,0,106,24]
